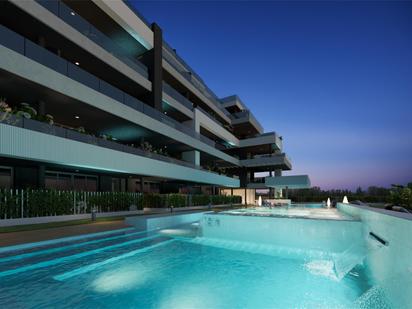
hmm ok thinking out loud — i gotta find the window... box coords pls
[46,171,97,191]
[111,178,126,192]
[0,167,12,189]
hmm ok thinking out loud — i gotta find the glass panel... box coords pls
[86,177,98,191]
[46,172,72,190]
[0,167,12,189]
[73,175,87,191]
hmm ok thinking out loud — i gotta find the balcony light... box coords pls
[74,115,80,119]
[164,111,167,115]
[75,62,80,66]
[70,12,75,16]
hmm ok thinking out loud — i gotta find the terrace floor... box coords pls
[0,220,130,247]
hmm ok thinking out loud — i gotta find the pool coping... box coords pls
[337,203,412,221]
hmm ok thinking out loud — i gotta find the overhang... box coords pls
[265,175,311,189]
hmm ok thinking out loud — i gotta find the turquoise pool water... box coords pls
[0,213,393,308]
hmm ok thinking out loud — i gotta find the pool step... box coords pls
[0,227,136,254]
[54,238,176,281]
[0,234,164,278]
[0,229,152,264]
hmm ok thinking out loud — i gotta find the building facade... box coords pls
[0,0,307,203]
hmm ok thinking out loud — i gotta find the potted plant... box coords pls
[15,102,37,119]
[0,98,12,113]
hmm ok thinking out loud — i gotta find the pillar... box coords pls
[149,23,163,111]
[181,150,200,166]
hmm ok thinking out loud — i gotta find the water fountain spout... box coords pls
[327,198,331,208]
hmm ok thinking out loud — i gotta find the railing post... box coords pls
[21,189,24,218]
[73,191,76,215]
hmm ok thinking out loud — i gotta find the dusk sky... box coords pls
[130,0,412,190]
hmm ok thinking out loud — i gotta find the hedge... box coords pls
[0,189,241,219]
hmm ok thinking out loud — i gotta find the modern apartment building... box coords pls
[0,0,309,203]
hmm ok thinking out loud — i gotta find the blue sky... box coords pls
[130,0,412,190]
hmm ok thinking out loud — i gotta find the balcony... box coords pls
[229,110,264,135]
[162,43,231,124]
[162,82,194,111]
[241,154,292,170]
[0,112,238,187]
[162,42,219,105]
[0,24,216,148]
[238,132,283,151]
[0,113,239,187]
[35,0,149,79]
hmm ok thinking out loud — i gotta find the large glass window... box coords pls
[46,171,97,191]
[111,178,126,192]
[0,167,12,189]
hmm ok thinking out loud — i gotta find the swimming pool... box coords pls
[221,205,352,220]
[0,205,410,308]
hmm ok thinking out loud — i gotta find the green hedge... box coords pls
[0,189,241,219]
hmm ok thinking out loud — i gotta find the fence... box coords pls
[0,189,242,219]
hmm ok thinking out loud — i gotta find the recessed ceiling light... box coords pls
[75,62,80,66]
[70,12,75,16]
[74,115,80,119]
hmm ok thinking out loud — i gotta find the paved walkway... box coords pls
[0,220,130,247]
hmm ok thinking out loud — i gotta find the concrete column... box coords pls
[149,23,163,111]
[182,150,200,166]
[275,169,282,177]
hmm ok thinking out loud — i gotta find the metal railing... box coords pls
[35,0,149,78]
[0,24,216,148]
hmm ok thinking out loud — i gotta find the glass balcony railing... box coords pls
[162,82,194,111]
[0,24,216,148]
[0,112,201,170]
[35,0,149,79]
[162,42,225,113]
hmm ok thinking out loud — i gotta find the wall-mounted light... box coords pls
[75,62,80,66]
[70,12,75,16]
[74,115,80,119]
[164,111,167,115]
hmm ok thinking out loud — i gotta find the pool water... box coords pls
[0,221,391,309]
[221,205,353,220]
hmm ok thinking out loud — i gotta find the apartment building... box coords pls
[0,0,309,203]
